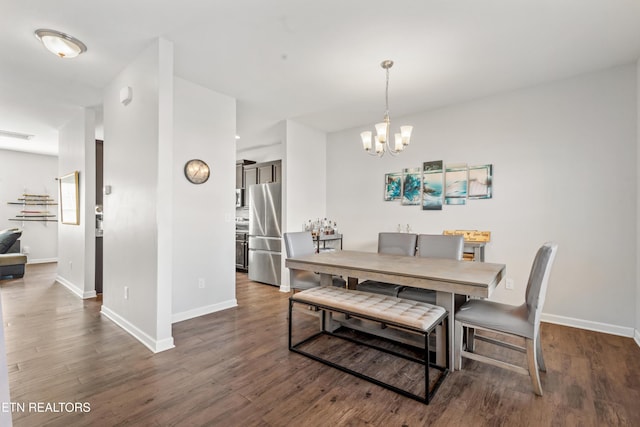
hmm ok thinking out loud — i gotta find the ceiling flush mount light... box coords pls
[360,60,413,157]
[34,29,87,59]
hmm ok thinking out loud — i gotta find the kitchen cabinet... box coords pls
[246,160,281,185]
[257,164,273,184]
[274,161,281,183]
[235,231,249,271]
[266,161,282,183]
[236,159,256,189]
[236,164,243,189]
[242,160,281,206]
[244,167,257,187]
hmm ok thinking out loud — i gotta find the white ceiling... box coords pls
[2,0,640,155]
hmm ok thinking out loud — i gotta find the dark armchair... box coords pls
[0,228,27,279]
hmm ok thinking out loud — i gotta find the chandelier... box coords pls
[360,60,413,157]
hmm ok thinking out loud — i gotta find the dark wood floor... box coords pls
[1,263,639,426]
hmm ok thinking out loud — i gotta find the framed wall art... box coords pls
[468,164,493,199]
[445,164,468,205]
[383,172,402,201]
[59,171,80,225]
[402,167,422,206]
[422,160,444,210]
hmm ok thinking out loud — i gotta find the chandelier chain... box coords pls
[385,66,390,116]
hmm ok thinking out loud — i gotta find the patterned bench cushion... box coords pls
[292,286,446,332]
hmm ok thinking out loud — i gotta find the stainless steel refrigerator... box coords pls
[248,183,282,286]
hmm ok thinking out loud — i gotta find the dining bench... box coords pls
[288,286,449,404]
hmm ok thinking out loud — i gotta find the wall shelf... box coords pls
[7,202,58,205]
[9,219,58,222]
[7,193,57,224]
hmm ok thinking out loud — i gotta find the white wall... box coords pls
[57,109,96,298]
[636,58,640,346]
[156,38,174,349]
[101,38,174,353]
[172,77,236,321]
[236,143,283,164]
[0,149,57,262]
[280,120,328,291]
[328,64,637,337]
[236,116,285,163]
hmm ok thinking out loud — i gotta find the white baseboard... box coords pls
[55,275,97,299]
[101,305,175,353]
[172,299,238,324]
[541,313,635,338]
[26,258,58,265]
[635,329,640,348]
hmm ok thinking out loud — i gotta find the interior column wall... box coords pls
[171,77,236,321]
[57,108,96,298]
[101,38,174,352]
[281,120,327,291]
[636,58,640,346]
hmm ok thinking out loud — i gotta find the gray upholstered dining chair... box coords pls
[356,232,417,297]
[454,242,558,396]
[283,231,346,292]
[396,234,464,303]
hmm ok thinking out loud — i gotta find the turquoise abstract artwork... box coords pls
[422,160,444,210]
[384,173,402,201]
[445,164,468,205]
[402,167,422,205]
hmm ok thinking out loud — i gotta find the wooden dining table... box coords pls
[285,250,506,370]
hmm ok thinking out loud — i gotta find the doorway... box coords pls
[95,140,103,295]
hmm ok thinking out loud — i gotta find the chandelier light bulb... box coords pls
[375,122,388,143]
[400,126,413,145]
[361,131,373,151]
[375,140,384,154]
[394,133,403,151]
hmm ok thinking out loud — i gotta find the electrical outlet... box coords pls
[505,278,514,290]
[124,286,129,300]
[198,278,205,289]
[69,261,73,270]
[22,245,31,255]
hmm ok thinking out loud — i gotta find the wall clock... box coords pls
[184,159,210,184]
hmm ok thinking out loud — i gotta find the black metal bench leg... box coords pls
[288,299,293,350]
[424,329,430,404]
[288,297,449,405]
